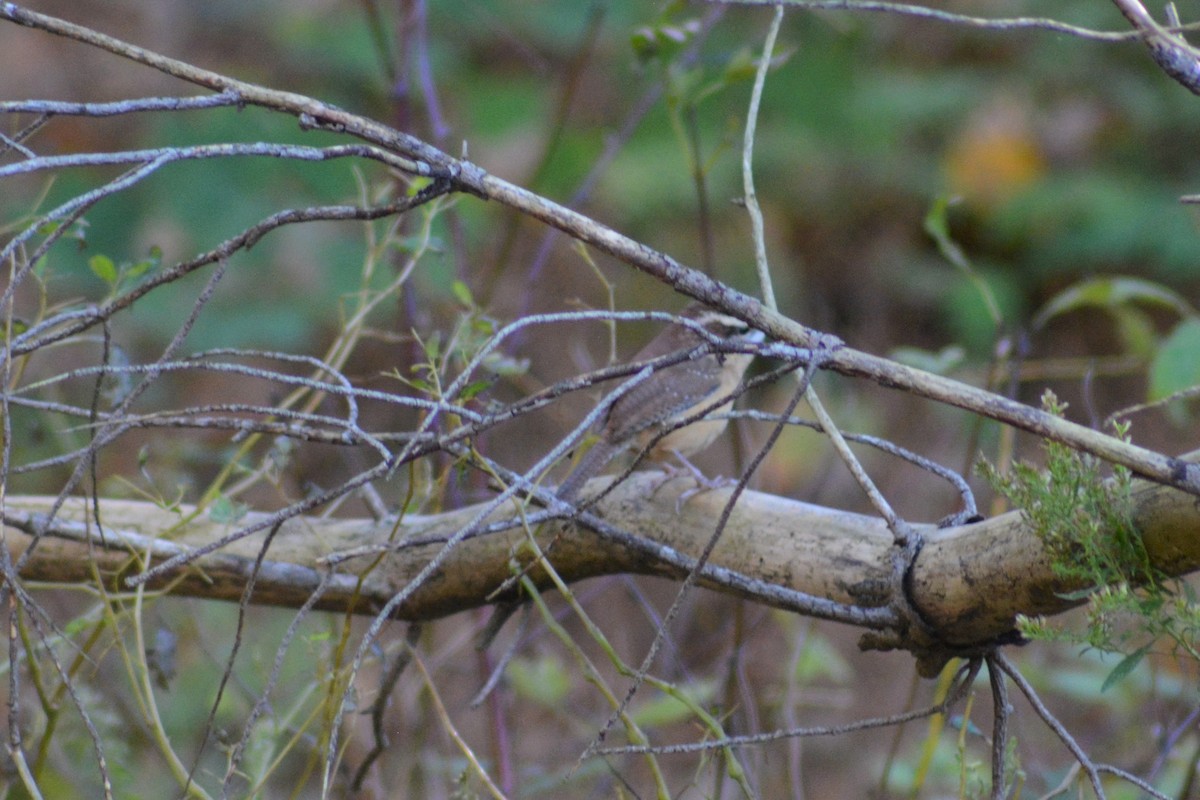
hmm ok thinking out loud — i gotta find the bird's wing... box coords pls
[603,354,722,442]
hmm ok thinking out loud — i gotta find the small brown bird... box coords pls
[557,303,764,501]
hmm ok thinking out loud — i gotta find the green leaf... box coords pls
[406,176,433,196]
[127,246,162,280]
[630,26,659,61]
[889,345,966,375]
[630,681,715,728]
[0,318,30,343]
[451,279,473,308]
[1033,276,1195,330]
[471,316,496,337]
[424,331,441,361]
[506,655,570,708]
[88,253,117,285]
[793,634,852,683]
[208,495,249,524]
[924,194,1003,327]
[1149,317,1200,401]
[1100,645,1149,692]
[458,379,493,402]
[1111,305,1158,357]
[923,194,956,247]
[720,48,759,84]
[630,694,692,728]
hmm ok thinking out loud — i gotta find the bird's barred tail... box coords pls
[556,439,620,502]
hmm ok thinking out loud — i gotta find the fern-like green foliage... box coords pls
[979,391,1200,687]
[979,393,1149,593]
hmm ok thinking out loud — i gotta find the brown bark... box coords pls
[5,470,1198,647]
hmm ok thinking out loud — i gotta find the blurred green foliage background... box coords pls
[4,1,1200,797]
[7,1,1200,402]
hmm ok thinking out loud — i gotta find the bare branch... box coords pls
[1112,0,1200,94]
[5,462,1199,650]
[1,5,1193,499]
[716,0,1199,42]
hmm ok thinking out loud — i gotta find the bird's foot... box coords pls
[650,450,736,511]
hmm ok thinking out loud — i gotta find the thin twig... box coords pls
[717,0,1200,42]
[350,622,424,791]
[596,658,981,755]
[986,654,1011,800]
[993,651,1108,798]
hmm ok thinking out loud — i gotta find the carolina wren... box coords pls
[556,303,764,501]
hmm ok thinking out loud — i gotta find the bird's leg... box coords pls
[651,448,738,510]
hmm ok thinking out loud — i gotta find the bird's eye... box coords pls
[722,320,765,344]
[693,311,761,342]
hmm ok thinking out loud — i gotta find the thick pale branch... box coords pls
[2,479,892,620]
[6,473,1198,646]
[913,474,1200,644]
